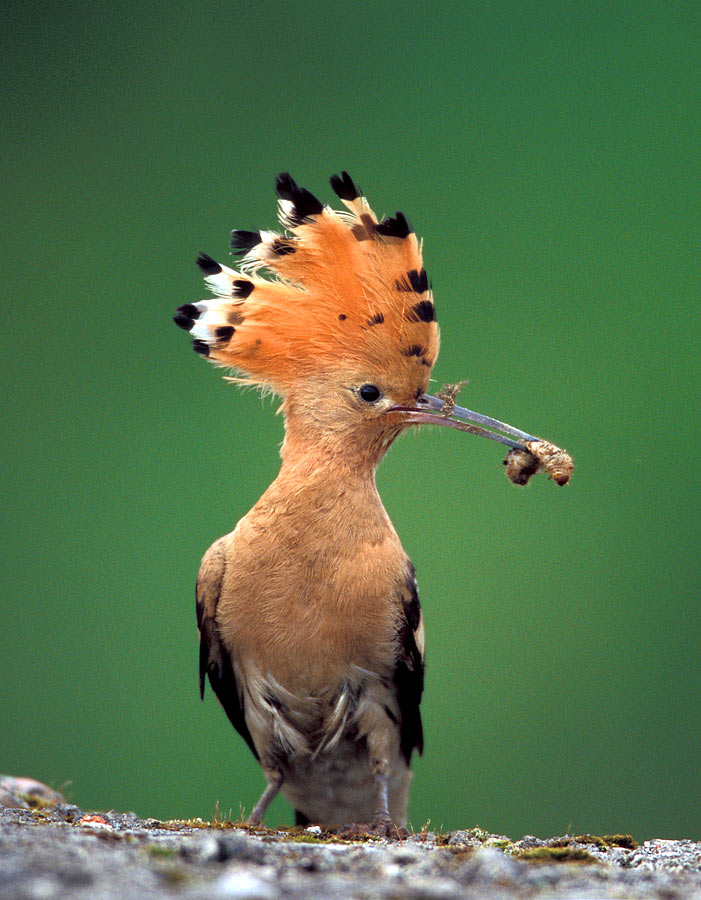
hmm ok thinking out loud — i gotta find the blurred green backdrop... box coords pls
[2,0,698,841]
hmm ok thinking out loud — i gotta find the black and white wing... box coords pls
[196,535,259,760]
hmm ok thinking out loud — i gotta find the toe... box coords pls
[370,815,406,840]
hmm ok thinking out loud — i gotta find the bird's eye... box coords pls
[359,384,382,403]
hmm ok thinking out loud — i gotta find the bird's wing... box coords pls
[394,561,425,763]
[196,536,260,760]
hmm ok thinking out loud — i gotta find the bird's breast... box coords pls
[215,484,408,698]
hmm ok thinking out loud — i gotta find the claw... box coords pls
[336,818,407,841]
[370,815,408,840]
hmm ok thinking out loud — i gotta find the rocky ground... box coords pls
[1,777,699,900]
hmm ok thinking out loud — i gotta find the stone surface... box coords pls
[1,803,700,900]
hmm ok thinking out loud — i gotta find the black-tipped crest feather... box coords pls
[396,269,430,294]
[276,172,324,224]
[230,230,262,254]
[329,170,360,201]
[196,252,222,275]
[376,212,412,239]
[232,280,254,299]
[408,299,436,323]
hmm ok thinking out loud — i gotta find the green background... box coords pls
[2,0,698,841]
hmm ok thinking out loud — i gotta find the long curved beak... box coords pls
[389,393,540,450]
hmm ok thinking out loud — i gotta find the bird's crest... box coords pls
[175,172,440,396]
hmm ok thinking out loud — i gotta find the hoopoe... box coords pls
[174,172,571,834]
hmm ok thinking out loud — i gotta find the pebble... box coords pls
[214,868,278,900]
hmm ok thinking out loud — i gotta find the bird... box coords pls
[174,171,559,835]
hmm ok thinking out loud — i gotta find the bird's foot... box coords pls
[370,814,408,840]
[336,817,407,841]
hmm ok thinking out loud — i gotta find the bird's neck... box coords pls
[251,415,402,574]
[278,412,396,486]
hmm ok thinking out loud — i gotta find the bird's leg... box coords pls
[368,770,408,838]
[372,771,394,834]
[336,768,404,840]
[246,771,283,826]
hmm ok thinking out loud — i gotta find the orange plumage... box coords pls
[176,172,439,400]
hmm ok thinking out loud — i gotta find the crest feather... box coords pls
[176,173,440,395]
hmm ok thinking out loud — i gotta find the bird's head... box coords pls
[178,173,437,459]
[176,172,571,481]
